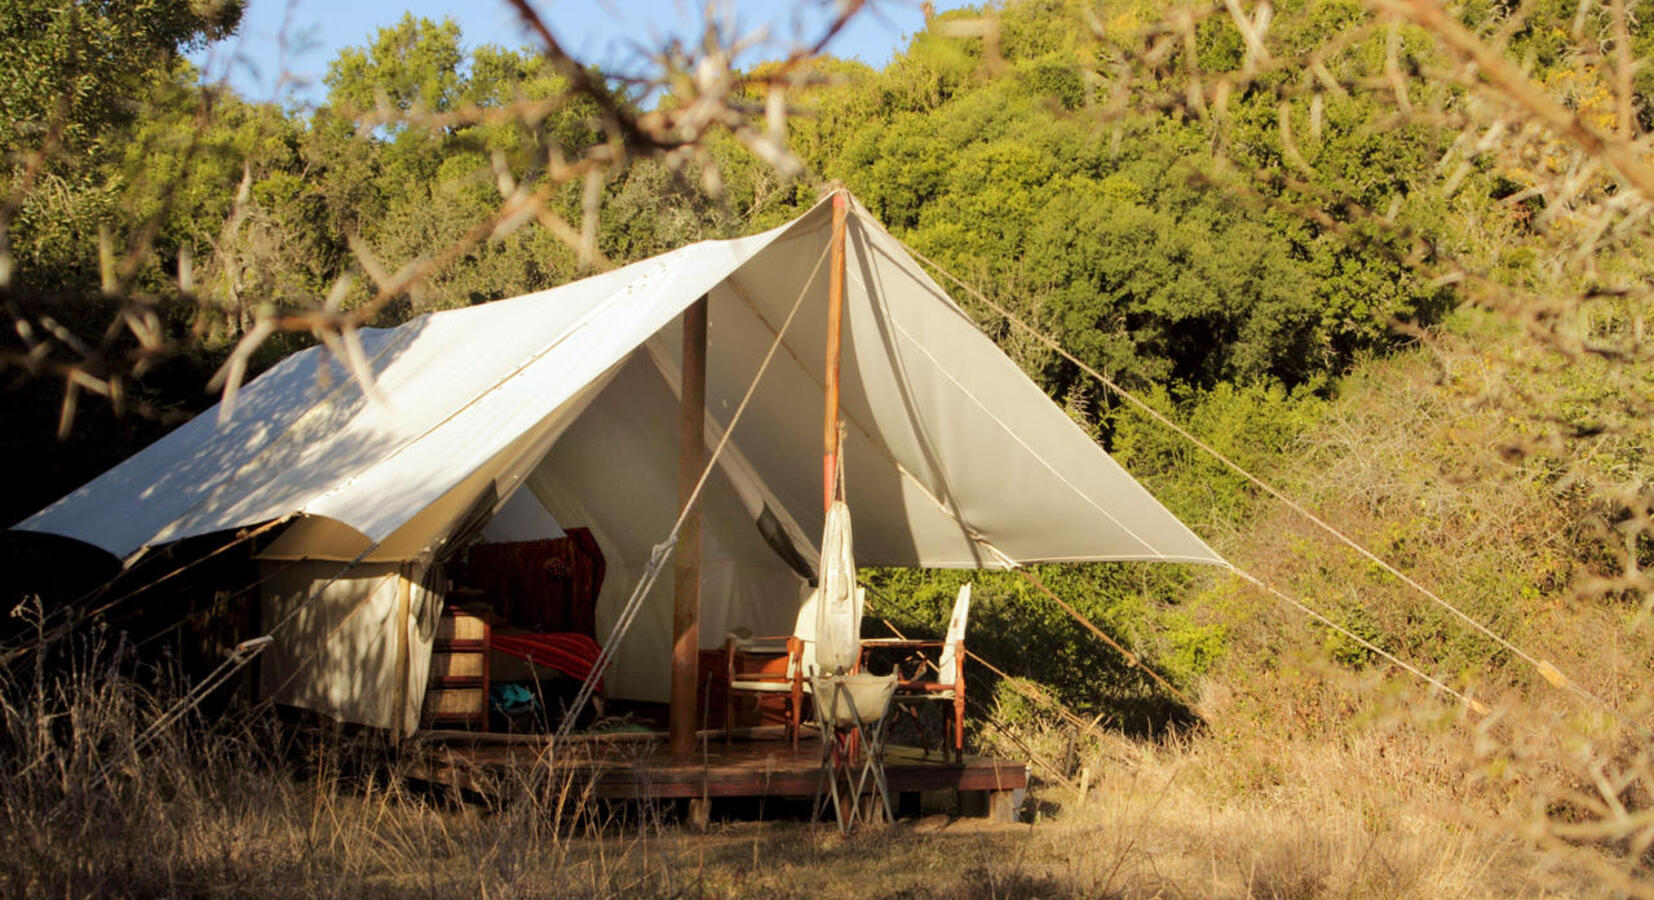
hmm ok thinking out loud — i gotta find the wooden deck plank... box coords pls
[407,732,1027,802]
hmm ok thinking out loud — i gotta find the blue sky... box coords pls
[190,0,972,106]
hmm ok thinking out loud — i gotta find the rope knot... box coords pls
[648,536,679,567]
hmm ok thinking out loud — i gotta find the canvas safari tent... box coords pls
[12,192,1225,736]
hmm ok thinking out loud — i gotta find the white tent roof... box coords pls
[14,193,1224,573]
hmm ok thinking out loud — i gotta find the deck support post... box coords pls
[686,797,712,832]
[669,296,709,759]
[987,789,1018,823]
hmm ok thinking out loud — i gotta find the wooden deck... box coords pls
[407,726,1027,819]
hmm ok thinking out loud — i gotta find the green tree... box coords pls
[0,0,242,155]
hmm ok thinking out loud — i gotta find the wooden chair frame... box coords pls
[723,634,807,745]
[860,636,965,762]
[860,583,971,763]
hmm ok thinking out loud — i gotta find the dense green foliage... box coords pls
[0,0,241,154]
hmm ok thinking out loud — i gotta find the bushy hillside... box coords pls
[2,0,1652,893]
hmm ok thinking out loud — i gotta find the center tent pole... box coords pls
[669,295,709,758]
[823,192,849,510]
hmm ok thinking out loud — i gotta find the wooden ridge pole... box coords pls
[669,295,708,758]
[823,192,848,510]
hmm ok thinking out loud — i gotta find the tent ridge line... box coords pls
[763,215,832,246]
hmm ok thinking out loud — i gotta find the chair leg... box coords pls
[811,713,831,823]
[862,711,894,825]
[953,692,966,763]
[790,678,804,750]
[898,702,932,758]
[819,688,862,834]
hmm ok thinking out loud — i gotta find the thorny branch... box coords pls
[3,0,877,435]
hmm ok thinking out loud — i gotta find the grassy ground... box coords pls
[0,703,1629,899]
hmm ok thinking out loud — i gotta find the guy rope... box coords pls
[870,209,1615,718]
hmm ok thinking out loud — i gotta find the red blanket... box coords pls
[491,632,604,692]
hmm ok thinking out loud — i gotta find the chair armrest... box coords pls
[860,638,943,648]
[894,681,956,692]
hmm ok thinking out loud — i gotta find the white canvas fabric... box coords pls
[515,353,810,701]
[16,229,786,563]
[14,192,1226,715]
[478,484,566,545]
[258,560,437,734]
[815,501,859,674]
[937,582,972,686]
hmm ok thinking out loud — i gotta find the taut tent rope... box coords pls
[878,214,1608,716]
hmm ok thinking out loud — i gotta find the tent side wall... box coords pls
[259,560,439,734]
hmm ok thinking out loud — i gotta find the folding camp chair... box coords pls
[724,589,819,745]
[861,582,971,763]
[810,671,898,834]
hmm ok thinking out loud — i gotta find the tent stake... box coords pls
[669,296,708,758]
[823,191,848,509]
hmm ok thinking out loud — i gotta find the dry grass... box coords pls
[0,623,1635,900]
[1044,733,1601,898]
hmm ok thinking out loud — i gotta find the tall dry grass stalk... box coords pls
[0,596,708,898]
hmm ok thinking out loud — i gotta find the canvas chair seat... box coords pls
[815,672,898,728]
[727,636,792,693]
[727,679,794,693]
[895,685,956,700]
[724,588,836,743]
[811,671,897,833]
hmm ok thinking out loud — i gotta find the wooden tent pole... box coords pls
[669,295,708,758]
[823,192,848,511]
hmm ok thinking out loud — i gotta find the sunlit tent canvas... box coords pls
[13,192,1225,734]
